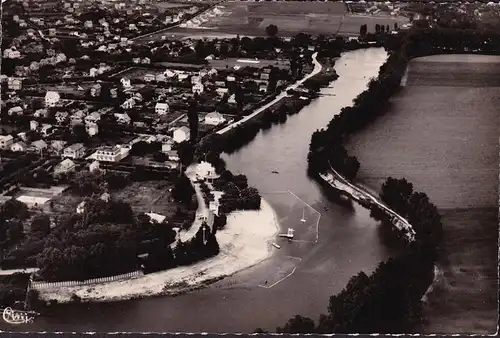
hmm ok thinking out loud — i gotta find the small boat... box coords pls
[272,242,281,249]
[271,170,279,174]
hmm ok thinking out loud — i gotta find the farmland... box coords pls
[346,54,499,334]
[163,1,408,38]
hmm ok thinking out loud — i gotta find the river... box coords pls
[2,48,390,333]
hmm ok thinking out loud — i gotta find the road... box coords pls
[217,52,322,135]
[320,161,416,242]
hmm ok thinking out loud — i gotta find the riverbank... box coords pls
[37,199,280,303]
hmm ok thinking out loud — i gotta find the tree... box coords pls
[187,102,199,142]
[171,173,195,206]
[30,215,51,236]
[277,315,316,334]
[265,24,278,38]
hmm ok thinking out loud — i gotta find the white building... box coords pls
[161,139,174,153]
[11,141,27,152]
[155,103,169,115]
[144,74,155,82]
[173,126,190,143]
[41,124,53,137]
[95,146,127,162]
[120,77,132,89]
[54,159,76,175]
[63,143,85,159]
[204,112,226,126]
[8,106,23,116]
[0,135,14,150]
[7,78,22,90]
[3,48,21,59]
[45,91,60,107]
[192,83,204,94]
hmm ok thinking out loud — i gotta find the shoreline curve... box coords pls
[37,199,280,304]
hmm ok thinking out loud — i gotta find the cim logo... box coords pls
[2,307,35,325]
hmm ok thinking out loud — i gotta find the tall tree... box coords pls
[187,101,199,142]
[265,24,278,38]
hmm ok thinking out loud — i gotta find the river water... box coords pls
[3,48,391,333]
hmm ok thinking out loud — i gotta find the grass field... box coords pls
[111,181,177,217]
[165,1,408,37]
[208,58,290,70]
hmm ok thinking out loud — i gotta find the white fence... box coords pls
[31,270,143,290]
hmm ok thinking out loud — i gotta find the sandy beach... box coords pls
[37,198,280,303]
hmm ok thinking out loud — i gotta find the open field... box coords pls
[162,1,408,37]
[208,58,290,70]
[347,54,499,334]
[111,181,176,217]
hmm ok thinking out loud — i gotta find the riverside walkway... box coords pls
[319,162,416,242]
[216,52,323,136]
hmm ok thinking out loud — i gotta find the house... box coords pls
[86,123,99,136]
[85,112,101,124]
[34,109,49,118]
[41,124,53,137]
[29,140,48,153]
[155,103,169,115]
[161,139,174,153]
[95,146,126,162]
[8,78,22,90]
[54,159,76,175]
[226,75,236,82]
[89,161,100,173]
[192,83,204,94]
[71,111,86,125]
[100,192,111,203]
[121,98,136,109]
[45,91,60,107]
[166,150,180,162]
[133,57,141,64]
[55,111,69,124]
[3,48,21,59]
[0,135,14,150]
[17,132,28,142]
[208,68,218,76]
[10,141,27,152]
[50,140,67,154]
[215,88,228,97]
[191,75,201,84]
[173,126,190,143]
[142,57,150,64]
[214,80,225,88]
[49,28,56,36]
[114,113,131,125]
[228,94,236,104]
[155,74,166,82]
[204,112,226,126]
[164,70,176,78]
[260,73,270,81]
[90,84,101,96]
[145,212,166,224]
[63,143,85,159]
[76,201,86,214]
[120,77,132,89]
[30,120,40,131]
[144,74,155,82]
[84,20,93,29]
[8,106,23,116]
